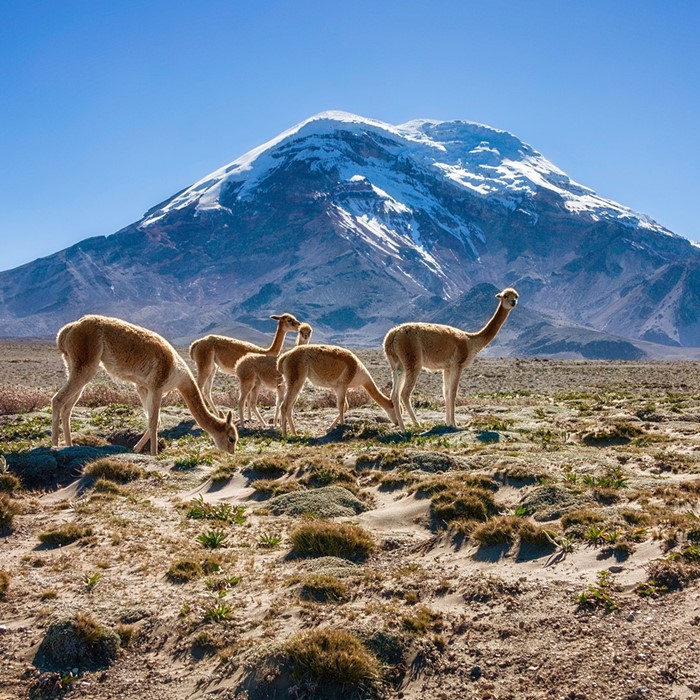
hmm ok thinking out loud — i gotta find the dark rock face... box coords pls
[1,112,698,357]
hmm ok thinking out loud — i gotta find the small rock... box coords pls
[470,666,482,681]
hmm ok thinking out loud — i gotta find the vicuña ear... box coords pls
[270,315,281,321]
[226,411,233,428]
[495,292,503,299]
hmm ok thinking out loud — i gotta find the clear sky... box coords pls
[1,0,698,272]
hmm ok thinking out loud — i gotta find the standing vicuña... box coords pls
[189,314,301,415]
[51,315,238,456]
[277,344,398,438]
[235,323,313,427]
[384,288,519,430]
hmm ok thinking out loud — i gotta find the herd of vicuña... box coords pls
[50,288,518,455]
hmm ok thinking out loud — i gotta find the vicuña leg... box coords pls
[399,367,421,428]
[51,365,98,448]
[133,388,163,455]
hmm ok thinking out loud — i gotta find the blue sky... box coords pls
[1,0,698,271]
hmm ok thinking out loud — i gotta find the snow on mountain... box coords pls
[142,110,672,241]
[1,110,699,356]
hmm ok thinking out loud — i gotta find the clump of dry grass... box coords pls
[299,574,348,603]
[0,495,20,531]
[243,455,296,477]
[471,516,556,549]
[300,460,356,490]
[518,520,557,547]
[285,628,381,689]
[166,555,222,583]
[290,520,374,561]
[38,523,93,547]
[471,516,521,547]
[0,570,9,600]
[84,458,144,483]
[422,477,498,527]
[561,508,604,532]
[402,605,443,636]
[37,613,120,669]
[0,472,21,493]
[0,385,51,415]
[251,479,301,498]
[637,548,700,596]
[582,421,644,446]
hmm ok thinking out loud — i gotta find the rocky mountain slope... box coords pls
[2,111,699,357]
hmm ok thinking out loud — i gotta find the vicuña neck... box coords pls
[363,377,395,415]
[177,371,224,434]
[264,324,288,355]
[472,302,511,352]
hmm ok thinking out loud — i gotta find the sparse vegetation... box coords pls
[186,495,246,524]
[3,347,700,699]
[576,570,619,612]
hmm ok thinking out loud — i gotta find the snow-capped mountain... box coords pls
[1,110,699,356]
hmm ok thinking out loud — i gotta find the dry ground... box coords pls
[1,341,699,699]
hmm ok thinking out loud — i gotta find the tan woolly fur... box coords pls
[51,315,238,456]
[277,343,398,438]
[189,313,302,415]
[383,287,519,430]
[235,323,313,427]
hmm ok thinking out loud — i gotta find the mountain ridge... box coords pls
[2,111,699,358]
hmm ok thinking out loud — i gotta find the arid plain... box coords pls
[1,340,699,699]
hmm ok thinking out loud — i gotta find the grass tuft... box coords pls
[286,628,381,688]
[84,458,144,483]
[299,574,348,602]
[290,520,374,561]
[38,523,93,547]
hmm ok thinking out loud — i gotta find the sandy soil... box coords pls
[1,341,699,699]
